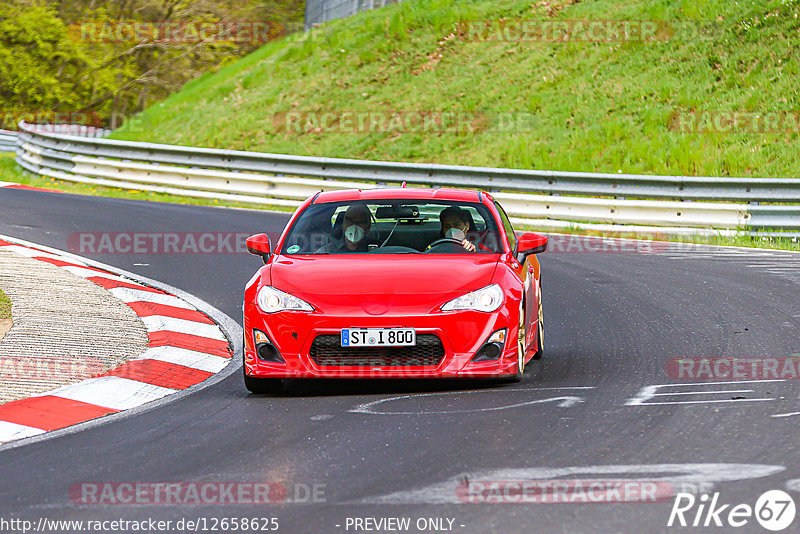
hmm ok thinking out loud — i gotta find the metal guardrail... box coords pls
[12,122,800,235]
[305,0,403,29]
[21,124,111,138]
[0,130,17,152]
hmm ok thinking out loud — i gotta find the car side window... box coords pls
[494,201,517,252]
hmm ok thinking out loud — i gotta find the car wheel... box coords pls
[532,282,544,360]
[242,333,285,394]
[243,371,285,394]
[512,299,526,381]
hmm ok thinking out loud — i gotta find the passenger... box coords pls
[317,203,372,253]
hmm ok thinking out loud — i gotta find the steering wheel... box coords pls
[425,238,465,251]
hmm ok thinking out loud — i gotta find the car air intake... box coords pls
[310,334,445,367]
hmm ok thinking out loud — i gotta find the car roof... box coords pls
[313,187,482,204]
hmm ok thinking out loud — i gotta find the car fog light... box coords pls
[471,329,507,362]
[253,329,284,363]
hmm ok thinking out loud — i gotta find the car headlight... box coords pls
[441,284,504,312]
[257,286,314,313]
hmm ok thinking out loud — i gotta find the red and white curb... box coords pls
[0,180,61,193]
[0,238,234,445]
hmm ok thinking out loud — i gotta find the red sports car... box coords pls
[242,187,548,393]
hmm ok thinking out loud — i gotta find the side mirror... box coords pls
[246,234,272,264]
[516,232,548,262]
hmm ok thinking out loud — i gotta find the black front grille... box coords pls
[310,334,445,367]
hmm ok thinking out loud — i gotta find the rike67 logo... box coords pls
[668,490,796,531]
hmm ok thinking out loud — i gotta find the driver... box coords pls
[435,206,477,252]
[317,203,372,253]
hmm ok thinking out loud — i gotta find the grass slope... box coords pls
[112,0,800,178]
[0,288,10,320]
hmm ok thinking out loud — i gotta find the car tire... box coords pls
[243,372,285,394]
[242,332,285,394]
[511,299,527,382]
[532,282,544,360]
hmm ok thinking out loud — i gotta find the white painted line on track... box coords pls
[631,399,774,406]
[351,389,585,415]
[502,386,597,391]
[650,389,756,396]
[626,380,785,406]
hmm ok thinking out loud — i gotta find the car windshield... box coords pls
[280,199,504,255]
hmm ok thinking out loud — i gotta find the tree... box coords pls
[0,0,304,129]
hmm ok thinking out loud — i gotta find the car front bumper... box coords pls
[243,303,523,379]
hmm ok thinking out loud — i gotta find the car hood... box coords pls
[269,254,500,314]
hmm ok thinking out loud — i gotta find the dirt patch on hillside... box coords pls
[0,318,10,341]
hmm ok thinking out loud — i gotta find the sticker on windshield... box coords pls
[287,244,301,254]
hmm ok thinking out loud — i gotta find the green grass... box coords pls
[514,223,800,252]
[681,234,799,251]
[110,0,800,179]
[0,289,11,321]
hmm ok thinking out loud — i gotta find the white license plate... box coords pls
[341,328,416,347]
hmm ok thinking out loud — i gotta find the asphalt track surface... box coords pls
[1,187,799,533]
